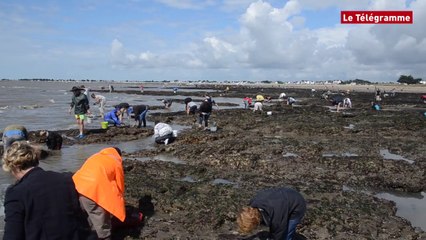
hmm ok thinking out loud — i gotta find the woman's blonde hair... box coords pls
[237,206,261,234]
[2,142,39,172]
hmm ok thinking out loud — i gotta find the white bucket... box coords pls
[267,111,272,116]
[172,130,178,137]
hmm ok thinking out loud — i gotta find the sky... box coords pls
[0,0,425,82]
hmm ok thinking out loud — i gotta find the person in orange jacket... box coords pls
[73,147,125,240]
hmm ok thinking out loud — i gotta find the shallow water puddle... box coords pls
[375,191,426,231]
[380,149,414,164]
[40,137,157,173]
[343,185,426,231]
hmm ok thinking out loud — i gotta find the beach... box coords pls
[1,81,425,239]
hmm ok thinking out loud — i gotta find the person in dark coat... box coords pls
[237,187,306,240]
[2,141,85,240]
[40,130,63,150]
[198,99,213,128]
[128,105,149,128]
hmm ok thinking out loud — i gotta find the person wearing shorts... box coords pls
[69,86,90,139]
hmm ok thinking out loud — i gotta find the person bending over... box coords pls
[128,105,149,128]
[2,124,28,151]
[162,99,173,109]
[154,122,175,145]
[114,103,130,123]
[73,147,126,240]
[237,187,306,240]
[198,99,213,128]
[39,130,63,150]
[91,93,107,118]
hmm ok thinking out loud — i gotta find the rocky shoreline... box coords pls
[3,86,425,239]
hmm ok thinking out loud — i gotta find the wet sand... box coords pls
[2,84,426,239]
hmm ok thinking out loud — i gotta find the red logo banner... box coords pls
[341,11,413,24]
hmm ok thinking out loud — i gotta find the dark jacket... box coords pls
[184,97,192,105]
[115,103,130,110]
[199,101,212,114]
[70,93,89,115]
[131,105,148,117]
[46,131,63,150]
[249,187,306,240]
[3,167,83,240]
[330,95,344,106]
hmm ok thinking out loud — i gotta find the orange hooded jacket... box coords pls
[73,147,126,221]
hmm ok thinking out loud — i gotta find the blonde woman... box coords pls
[237,187,306,240]
[2,142,82,239]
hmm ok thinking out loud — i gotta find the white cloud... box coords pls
[109,0,425,81]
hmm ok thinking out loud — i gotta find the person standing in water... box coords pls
[69,86,90,139]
